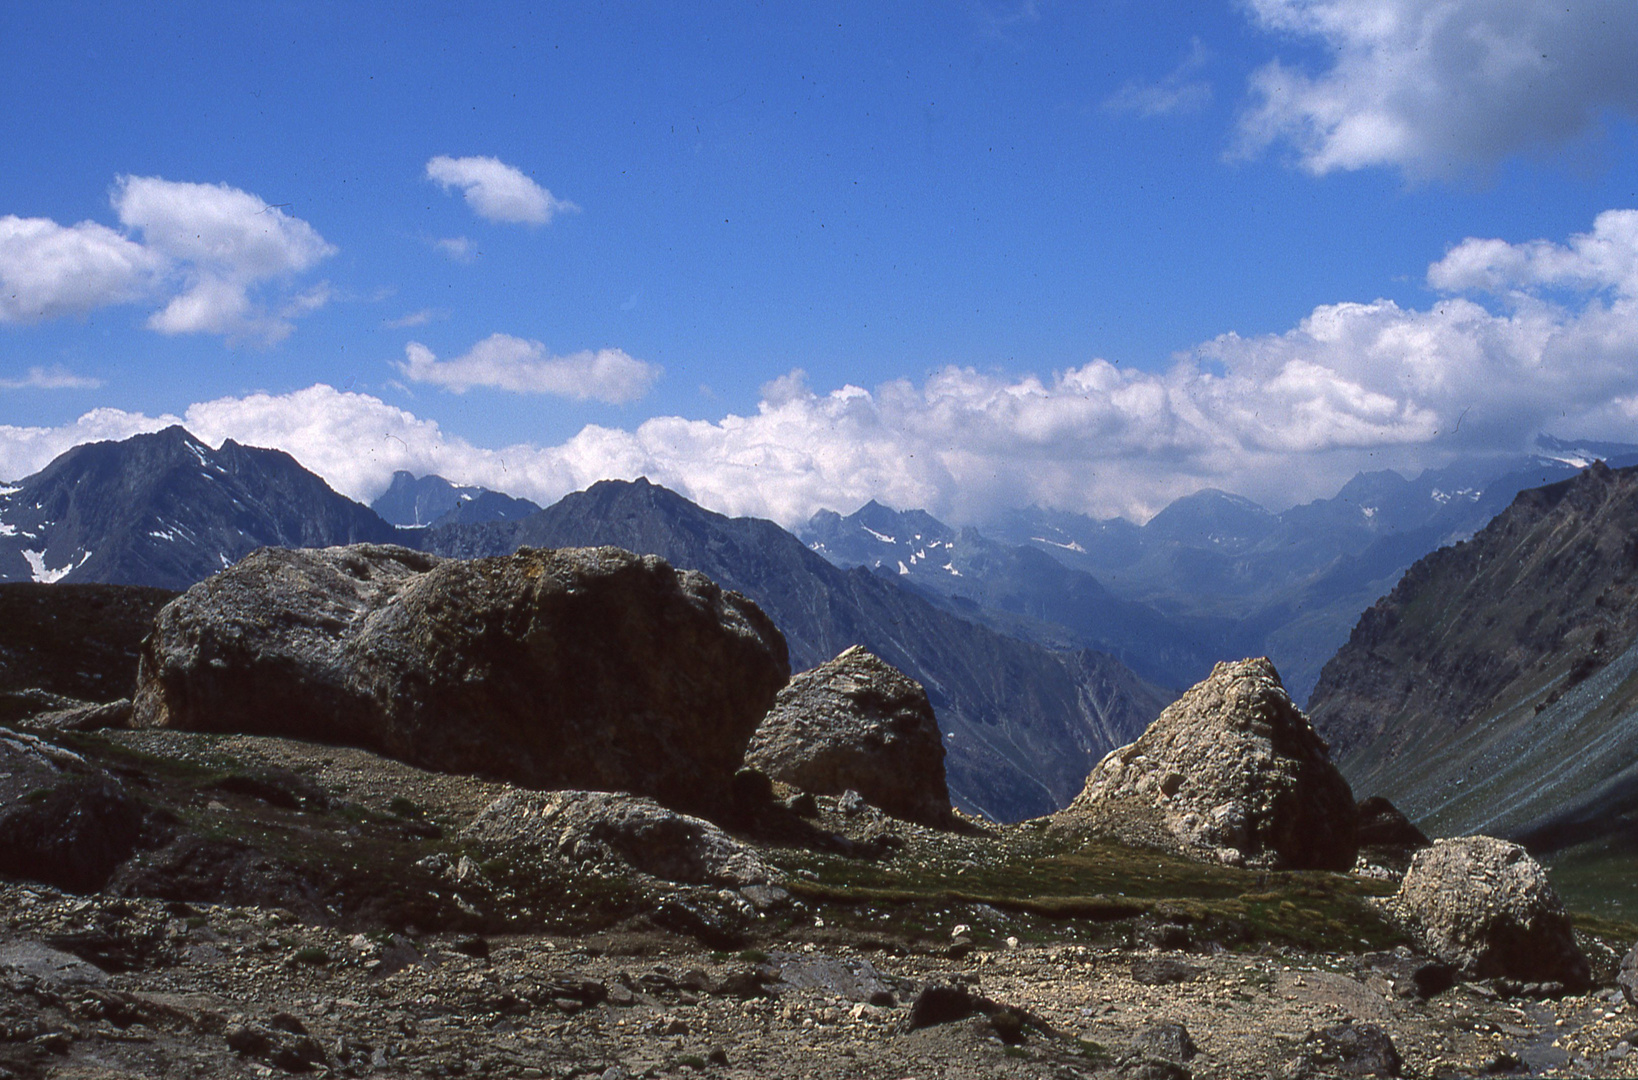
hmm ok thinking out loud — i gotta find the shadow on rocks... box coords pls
[906,981,1053,1046]
[1283,1021,1401,1079]
[107,834,333,926]
[225,1012,329,1073]
[0,774,175,894]
[721,767,904,861]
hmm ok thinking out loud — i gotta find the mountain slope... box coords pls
[420,479,1173,821]
[0,426,400,590]
[1306,461,1638,854]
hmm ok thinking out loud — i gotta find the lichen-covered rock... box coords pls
[131,544,789,818]
[464,789,774,887]
[0,727,170,893]
[1393,836,1589,987]
[27,698,134,733]
[1297,1021,1401,1078]
[1619,940,1638,1007]
[744,646,950,826]
[1057,658,1357,869]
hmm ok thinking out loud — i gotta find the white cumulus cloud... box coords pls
[113,176,337,344]
[434,236,477,262]
[425,156,578,225]
[7,212,1638,526]
[398,333,661,403]
[1428,209,1638,298]
[0,177,335,344]
[383,308,445,330]
[1237,0,1638,177]
[0,215,163,323]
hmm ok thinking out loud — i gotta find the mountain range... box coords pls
[9,425,1638,849]
[0,429,1170,821]
[0,427,398,591]
[801,501,1223,691]
[802,437,1638,703]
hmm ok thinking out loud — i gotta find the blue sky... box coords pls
[4,1,1638,525]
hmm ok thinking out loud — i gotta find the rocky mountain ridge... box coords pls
[0,433,1171,821]
[960,438,1638,702]
[14,425,1638,842]
[802,501,1223,691]
[1306,461,1638,897]
[370,470,541,528]
[0,426,399,590]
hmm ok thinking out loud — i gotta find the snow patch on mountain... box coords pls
[22,549,89,584]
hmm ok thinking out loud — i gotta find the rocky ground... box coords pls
[3,878,1636,1080]
[1,727,1635,1080]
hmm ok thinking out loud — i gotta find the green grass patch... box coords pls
[387,796,426,820]
[770,830,1409,954]
[1540,835,1638,923]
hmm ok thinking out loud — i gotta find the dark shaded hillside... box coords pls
[0,427,400,590]
[0,582,175,720]
[1306,461,1638,850]
[422,479,1173,821]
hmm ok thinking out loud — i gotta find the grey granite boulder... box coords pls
[1393,836,1589,987]
[1057,658,1357,869]
[26,698,134,733]
[744,646,951,826]
[132,544,789,818]
[464,789,774,887]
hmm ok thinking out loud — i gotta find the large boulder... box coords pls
[464,789,774,887]
[0,727,170,892]
[131,544,790,818]
[1057,657,1357,869]
[1392,836,1590,987]
[744,646,951,826]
